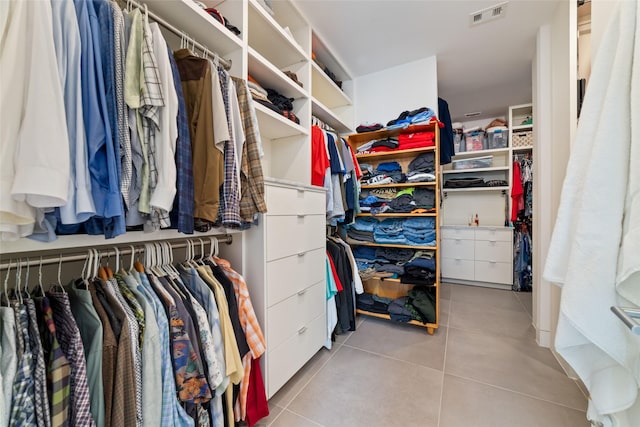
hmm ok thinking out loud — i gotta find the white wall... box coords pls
[352,56,438,126]
[533,0,577,352]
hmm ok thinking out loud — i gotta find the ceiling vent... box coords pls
[464,112,482,118]
[469,2,508,27]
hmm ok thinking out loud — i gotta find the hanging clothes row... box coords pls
[511,152,533,292]
[0,0,266,243]
[311,126,362,226]
[0,241,269,427]
[325,234,364,344]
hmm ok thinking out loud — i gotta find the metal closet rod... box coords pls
[128,0,232,70]
[0,234,233,270]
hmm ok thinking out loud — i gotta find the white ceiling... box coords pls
[294,0,562,122]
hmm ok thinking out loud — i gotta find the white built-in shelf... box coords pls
[311,62,352,109]
[512,145,534,152]
[442,166,509,174]
[311,98,353,134]
[248,0,307,69]
[360,182,436,189]
[443,186,510,193]
[253,101,309,140]
[146,0,242,57]
[453,148,510,159]
[0,228,242,256]
[512,124,533,131]
[248,48,307,99]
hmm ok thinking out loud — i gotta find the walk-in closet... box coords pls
[2,0,636,426]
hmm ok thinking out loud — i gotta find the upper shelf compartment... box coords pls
[145,0,243,58]
[248,0,309,70]
[311,62,352,110]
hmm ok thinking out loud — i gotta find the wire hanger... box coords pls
[14,259,23,304]
[56,253,66,294]
[37,256,45,297]
[2,261,11,305]
[23,258,31,300]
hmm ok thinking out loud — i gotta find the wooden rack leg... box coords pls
[427,327,435,335]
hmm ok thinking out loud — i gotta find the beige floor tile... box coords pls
[345,317,447,371]
[270,409,324,427]
[288,346,442,427]
[514,291,533,318]
[449,298,533,339]
[445,327,587,411]
[450,283,523,312]
[268,347,336,408]
[439,375,590,427]
[252,404,285,427]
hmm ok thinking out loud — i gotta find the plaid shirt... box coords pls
[9,303,36,427]
[26,299,51,427]
[217,68,242,228]
[40,297,72,427]
[231,78,267,222]
[213,257,266,422]
[117,275,146,348]
[47,292,96,427]
[112,4,132,208]
[168,45,195,234]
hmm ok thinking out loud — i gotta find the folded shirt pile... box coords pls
[356,122,384,133]
[359,187,435,214]
[247,75,299,124]
[356,287,437,324]
[386,107,436,129]
[443,178,508,188]
[346,217,436,247]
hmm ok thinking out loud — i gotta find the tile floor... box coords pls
[256,283,590,427]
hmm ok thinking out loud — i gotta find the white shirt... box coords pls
[0,0,70,241]
[149,23,178,213]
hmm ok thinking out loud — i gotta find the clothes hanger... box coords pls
[23,258,31,300]
[97,250,108,280]
[57,254,66,294]
[14,259,22,304]
[37,256,45,297]
[2,261,11,306]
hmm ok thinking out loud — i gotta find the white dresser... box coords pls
[441,225,513,289]
[245,179,327,398]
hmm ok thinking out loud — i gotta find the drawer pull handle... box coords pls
[297,289,307,296]
[489,260,497,263]
[297,214,305,218]
[297,251,306,257]
[297,326,307,334]
[489,240,497,243]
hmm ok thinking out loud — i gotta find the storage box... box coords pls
[512,130,533,147]
[452,155,493,170]
[463,131,485,152]
[487,129,508,149]
[453,130,463,153]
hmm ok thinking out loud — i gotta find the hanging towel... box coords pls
[543,2,640,426]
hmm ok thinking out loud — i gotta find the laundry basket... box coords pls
[512,130,533,148]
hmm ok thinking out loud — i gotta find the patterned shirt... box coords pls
[217,67,241,228]
[9,303,36,426]
[230,77,267,222]
[139,272,195,427]
[214,257,266,421]
[26,299,51,427]
[47,292,96,427]
[167,45,194,234]
[39,297,71,427]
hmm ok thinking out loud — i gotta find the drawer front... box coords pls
[267,313,326,398]
[265,215,325,261]
[441,238,474,261]
[267,280,325,350]
[266,248,325,307]
[441,258,474,281]
[441,226,475,240]
[474,240,512,263]
[475,228,512,242]
[266,184,325,216]
[474,261,512,285]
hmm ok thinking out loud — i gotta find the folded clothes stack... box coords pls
[364,132,435,154]
[358,290,437,325]
[356,122,384,133]
[403,217,436,246]
[356,137,399,154]
[386,107,437,129]
[358,187,435,214]
[347,217,437,247]
[356,293,392,314]
[443,177,508,188]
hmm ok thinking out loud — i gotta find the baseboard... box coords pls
[536,328,551,348]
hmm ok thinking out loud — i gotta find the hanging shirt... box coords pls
[9,303,37,426]
[231,77,267,223]
[50,0,95,225]
[175,49,224,224]
[67,284,106,427]
[0,0,70,240]
[168,46,195,234]
[0,306,19,427]
[311,126,330,187]
[28,298,52,427]
[37,297,71,427]
[121,273,162,427]
[86,282,118,427]
[47,291,96,426]
[137,271,195,427]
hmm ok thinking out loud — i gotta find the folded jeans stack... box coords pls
[374,218,407,244]
[403,217,436,246]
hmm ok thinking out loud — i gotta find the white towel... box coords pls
[543,1,640,425]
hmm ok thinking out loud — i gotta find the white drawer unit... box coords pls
[245,181,327,399]
[441,226,514,289]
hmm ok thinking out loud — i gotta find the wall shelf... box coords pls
[443,186,509,193]
[355,146,436,160]
[361,182,435,189]
[356,213,436,217]
[248,47,308,99]
[348,241,437,250]
[453,147,510,159]
[311,62,352,109]
[311,98,353,133]
[442,166,509,175]
[253,101,309,140]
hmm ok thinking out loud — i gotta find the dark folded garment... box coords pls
[254,98,281,114]
[347,229,375,243]
[406,286,437,323]
[400,274,436,286]
[353,246,378,261]
[413,188,435,209]
[356,123,383,133]
[375,247,414,262]
[372,138,399,149]
[443,177,486,188]
[405,257,436,271]
[266,88,294,111]
[357,293,389,314]
[388,297,415,323]
[373,263,405,274]
[408,152,435,173]
[388,194,415,213]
